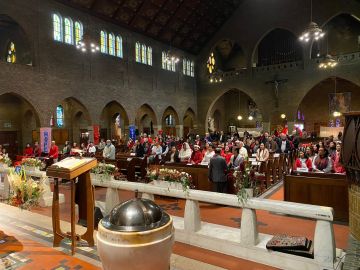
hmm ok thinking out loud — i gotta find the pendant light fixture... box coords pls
[299,0,325,43]
[332,77,341,117]
[319,36,338,69]
[237,91,242,121]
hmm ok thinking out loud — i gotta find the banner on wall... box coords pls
[129,125,136,141]
[40,127,52,154]
[93,125,100,145]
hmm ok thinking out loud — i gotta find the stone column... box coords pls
[176,125,184,138]
[87,125,94,143]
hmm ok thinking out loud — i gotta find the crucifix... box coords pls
[265,76,288,108]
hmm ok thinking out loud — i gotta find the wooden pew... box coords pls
[284,172,348,222]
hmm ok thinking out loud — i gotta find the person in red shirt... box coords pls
[294,150,312,171]
[332,143,346,174]
[23,143,33,156]
[190,145,203,164]
[49,141,59,163]
[221,145,233,165]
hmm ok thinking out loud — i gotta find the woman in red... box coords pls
[332,143,346,174]
[221,145,233,165]
[190,145,203,164]
[23,143,33,156]
[294,150,312,171]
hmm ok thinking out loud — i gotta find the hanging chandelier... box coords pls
[319,54,338,69]
[76,33,100,53]
[299,0,325,43]
[164,50,180,64]
[209,71,223,83]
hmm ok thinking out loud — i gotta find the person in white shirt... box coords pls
[256,143,269,162]
[229,148,244,171]
[179,142,192,162]
[102,140,116,160]
[87,142,96,156]
[201,144,215,163]
[151,141,163,160]
[238,141,248,159]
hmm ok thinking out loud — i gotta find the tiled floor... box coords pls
[0,182,351,270]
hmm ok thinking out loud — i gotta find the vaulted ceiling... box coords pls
[55,0,243,54]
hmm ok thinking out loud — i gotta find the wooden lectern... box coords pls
[47,157,97,255]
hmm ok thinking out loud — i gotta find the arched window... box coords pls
[141,44,147,64]
[162,52,167,69]
[165,115,175,126]
[64,17,73,44]
[56,105,64,127]
[108,33,115,55]
[183,59,187,75]
[147,46,152,66]
[183,58,195,77]
[74,21,83,45]
[100,30,107,53]
[135,42,141,62]
[190,61,194,77]
[116,36,123,58]
[53,13,62,41]
[6,42,16,64]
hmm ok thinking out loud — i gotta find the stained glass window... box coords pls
[141,44,147,64]
[147,46,152,66]
[64,18,73,44]
[53,14,62,41]
[162,52,167,69]
[165,115,175,126]
[183,59,186,75]
[108,33,115,55]
[116,36,123,58]
[190,61,194,77]
[6,42,16,64]
[100,30,107,53]
[135,42,141,62]
[207,53,215,74]
[56,105,64,127]
[74,21,83,45]
[183,59,195,77]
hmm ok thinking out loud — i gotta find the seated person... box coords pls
[190,144,203,164]
[312,147,332,173]
[229,148,244,171]
[294,150,312,171]
[332,143,345,174]
[201,144,215,164]
[179,142,192,162]
[134,140,145,157]
[164,146,180,163]
[23,143,33,156]
[87,142,96,156]
[33,141,41,157]
[256,143,269,162]
[150,141,163,162]
[221,145,233,165]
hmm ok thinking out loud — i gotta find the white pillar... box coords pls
[240,208,259,246]
[314,220,336,267]
[184,199,201,232]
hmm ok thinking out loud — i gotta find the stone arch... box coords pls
[135,104,158,135]
[0,14,32,65]
[311,13,360,58]
[0,92,40,157]
[251,27,302,66]
[161,106,180,136]
[209,39,247,71]
[297,77,360,134]
[205,89,262,132]
[54,97,92,146]
[183,108,196,136]
[100,101,130,141]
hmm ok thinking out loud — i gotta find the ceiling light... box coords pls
[319,54,338,69]
[237,115,242,120]
[281,114,286,119]
[248,115,254,121]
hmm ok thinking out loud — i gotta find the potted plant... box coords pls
[91,162,118,182]
[147,168,192,192]
[7,167,44,209]
[0,155,12,168]
[233,160,257,204]
[21,158,43,171]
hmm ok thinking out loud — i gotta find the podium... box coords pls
[47,157,97,255]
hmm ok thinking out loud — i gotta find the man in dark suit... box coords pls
[208,148,228,193]
[135,140,145,157]
[276,133,291,153]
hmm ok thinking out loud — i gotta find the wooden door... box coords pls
[0,131,18,159]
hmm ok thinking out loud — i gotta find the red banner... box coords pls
[93,125,100,145]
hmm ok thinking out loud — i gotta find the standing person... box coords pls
[135,140,145,157]
[208,148,228,193]
[102,140,116,160]
[332,143,346,174]
[49,141,59,163]
[276,133,291,153]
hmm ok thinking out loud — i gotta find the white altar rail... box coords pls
[92,179,344,270]
[0,167,64,206]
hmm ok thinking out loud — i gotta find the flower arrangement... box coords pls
[0,155,12,167]
[7,168,43,209]
[147,168,192,192]
[21,158,43,170]
[233,160,257,204]
[91,162,118,181]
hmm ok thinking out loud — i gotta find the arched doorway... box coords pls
[206,89,262,133]
[53,97,91,146]
[297,77,360,136]
[253,28,302,66]
[135,104,157,135]
[161,106,179,136]
[183,108,196,136]
[0,15,32,65]
[0,93,40,158]
[100,101,129,142]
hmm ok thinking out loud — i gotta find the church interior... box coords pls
[0,0,360,269]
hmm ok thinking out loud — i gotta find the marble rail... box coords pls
[92,179,344,270]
